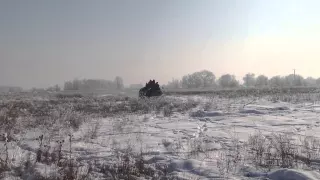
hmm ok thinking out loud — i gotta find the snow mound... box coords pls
[268,169,320,180]
[239,109,265,115]
[167,159,203,172]
[272,106,290,111]
[246,104,290,111]
[145,155,167,164]
[190,110,224,117]
[205,111,224,117]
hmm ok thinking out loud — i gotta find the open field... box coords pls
[40,86,320,99]
[164,87,320,96]
[2,90,320,179]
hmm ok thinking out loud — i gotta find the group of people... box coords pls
[145,79,160,91]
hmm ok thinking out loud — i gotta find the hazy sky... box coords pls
[1,0,320,88]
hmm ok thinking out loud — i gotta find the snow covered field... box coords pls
[1,92,320,179]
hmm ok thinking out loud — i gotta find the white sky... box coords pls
[1,0,320,88]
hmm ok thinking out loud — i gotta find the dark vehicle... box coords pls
[139,79,163,98]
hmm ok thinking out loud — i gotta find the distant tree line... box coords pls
[63,76,124,91]
[45,71,320,92]
[242,73,320,88]
[0,86,23,93]
[46,84,61,92]
[129,84,144,89]
[165,70,320,89]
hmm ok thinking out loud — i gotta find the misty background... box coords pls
[1,0,320,92]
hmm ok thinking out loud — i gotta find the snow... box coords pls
[2,93,320,179]
[190,110,225,117]
[244,168,320,180]
[268,169,320,180]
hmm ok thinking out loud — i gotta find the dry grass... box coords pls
[214,130,320,178]
[2,91,320,179]
[0,93,201,179]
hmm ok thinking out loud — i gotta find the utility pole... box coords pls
[246,75,249,88]
[293,69,296,87]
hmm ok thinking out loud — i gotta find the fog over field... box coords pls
[2,0,320,180]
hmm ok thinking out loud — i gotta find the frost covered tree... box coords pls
[293,75,305,87]
[255,75,268,87]
[129,84,143,89]
[243,73,256,87]
[283,74,305,87]
[181,70,215,88]
[196,70,216,88]
[181,74,202,88]
[114,76,124,90]
[63,78,124,91]
[72,79,82,90]
[7,86,23,93]
[269,76,284,87]
[304,77,316,87]
[218,74,239,88]
[166,78,181,89]
[47,84,61,92]
[64,81,73,90]
[316,78,320,87]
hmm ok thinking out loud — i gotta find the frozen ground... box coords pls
[1,93,320,179]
